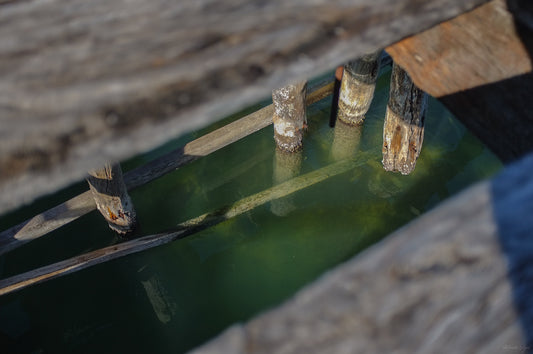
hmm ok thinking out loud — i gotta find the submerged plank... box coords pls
[0,81,333,256]
[0,0,490,214]
[0,154,372,296]
[386,0,533,162]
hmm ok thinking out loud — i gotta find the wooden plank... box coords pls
[0,191,96,255]
[0,154,373,296]
[386,0,533,162]
[189,159,533,353]
[386,0,532,97]
[0,0,490,215]
[0,81,333,256]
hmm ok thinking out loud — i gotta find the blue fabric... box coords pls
[492,152,533,351]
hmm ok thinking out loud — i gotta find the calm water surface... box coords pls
[0,67,502,353]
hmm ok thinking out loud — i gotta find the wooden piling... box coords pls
[337,50,382,126]
[86,164,137,234]
[382,63,428,175]
[272,81,307,152]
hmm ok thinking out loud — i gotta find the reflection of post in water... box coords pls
[137,265,177,324]
[337,50,381,126]
[87,163,137,234]
[271,81,306,216]
[271,148,303,216]
[382,62,428,175]
[331,119,363,161]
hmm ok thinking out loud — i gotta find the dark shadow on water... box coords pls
[461,8,533,345]
[491,152,533,350]
[440,73,533,164]
[507,0,533,62]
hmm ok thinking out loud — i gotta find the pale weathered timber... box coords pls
[188,182,524,354]
[86,164,136,234]
[272,82,308,152]
[0,0,491,215]
[0,154,374,296]
[386,0,533,162]
[330,52,391,127]
[382,63,428,175]
[0,80,334,256]
[337,50,381,125]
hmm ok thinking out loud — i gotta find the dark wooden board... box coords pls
[0,0,489,214]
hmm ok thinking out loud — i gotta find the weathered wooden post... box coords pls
[382,63,428,175]
[337,50,382,126]
[272,81,307,152]
[271,81,306,215]
[87,163,137,234]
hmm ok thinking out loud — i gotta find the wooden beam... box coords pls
[0,154,373,296]
[386,0,533,162]
[0,80,333,256]
[0,0,490,215]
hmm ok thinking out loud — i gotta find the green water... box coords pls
[0,67,502,354]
